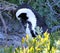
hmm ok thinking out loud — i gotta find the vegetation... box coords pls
[0,31,60,53]
[0,0,60,53]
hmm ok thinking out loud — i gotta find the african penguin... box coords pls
[16,3,50,38]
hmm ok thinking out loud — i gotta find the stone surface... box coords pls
[0,17,26,48]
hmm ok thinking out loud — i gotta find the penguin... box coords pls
[16,3,50,37]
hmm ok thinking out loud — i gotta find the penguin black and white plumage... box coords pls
[16,3,50,38]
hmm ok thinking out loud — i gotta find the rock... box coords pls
[0,18,26,48]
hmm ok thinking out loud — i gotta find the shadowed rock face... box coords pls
[0,1,25,47]
[0,17,26,47]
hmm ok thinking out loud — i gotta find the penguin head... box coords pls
[16,6,37,37]
[16,8,36,25]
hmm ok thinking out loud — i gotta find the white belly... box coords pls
[26,23,32,38]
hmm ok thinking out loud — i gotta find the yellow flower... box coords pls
[37,35,41,39]
[47,41,50,50]
[44,35,49,42]
[44,31,49,37]
[29,46,34,53]
[51,47,56,53]
[43,31,50,42]
[35,47,41,51]
[32,39,36,43]
[36,41,40,46]
[23,47,27,53]
[44,48,49,53]
[22,37,25,43]
[26,47,29,53]
[26,34,29,39]
[15,48,23,53]
[15,48,19,52]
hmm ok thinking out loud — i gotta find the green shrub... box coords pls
[0,31,60,53]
